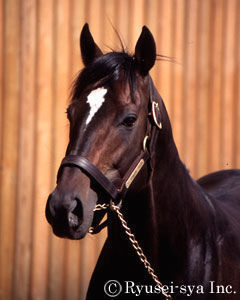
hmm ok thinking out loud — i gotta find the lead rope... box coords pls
[93,203,172,300]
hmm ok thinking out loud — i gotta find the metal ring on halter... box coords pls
[89,227,94,233]
[143,136,149,151]
[152,101,162,129]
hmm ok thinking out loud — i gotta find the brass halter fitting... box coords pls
[152,101,162,129]
[143,135,149,151]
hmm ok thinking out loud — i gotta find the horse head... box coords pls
[45,24,161,239]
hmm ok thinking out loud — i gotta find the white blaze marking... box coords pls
[85,87,107,125]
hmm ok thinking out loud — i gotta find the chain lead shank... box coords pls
[92,202,172,299]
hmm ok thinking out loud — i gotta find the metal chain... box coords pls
[93,203,109,211]
[93,202,172,299]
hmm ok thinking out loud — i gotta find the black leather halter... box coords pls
[57,76,162,233]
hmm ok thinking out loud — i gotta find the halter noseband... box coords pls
[57,76,162,233]
[57,149,151,204]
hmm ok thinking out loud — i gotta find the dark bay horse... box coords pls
[45,24,240,299]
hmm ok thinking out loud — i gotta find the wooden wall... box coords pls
[0,0,239,299]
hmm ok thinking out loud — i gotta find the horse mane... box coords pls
[71,51,137,102]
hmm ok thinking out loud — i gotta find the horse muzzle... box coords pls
[45,185,96,239]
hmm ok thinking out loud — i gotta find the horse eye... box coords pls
[122,115,137,127]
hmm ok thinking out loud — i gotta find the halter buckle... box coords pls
[152,101,162,129]
[143,135,149,151]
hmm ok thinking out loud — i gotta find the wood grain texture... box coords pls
[0,1,239,299]
[13,1,36,299]
[0,0,20,298]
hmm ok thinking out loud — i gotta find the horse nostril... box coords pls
[68,212,79,228]
[68,198,83,229]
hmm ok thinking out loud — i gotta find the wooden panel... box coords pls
[194,0,211,178]
[0,1,240,299]
[181,0,199,175]
[220,0,237,169]
[207,0,224,173]
[13,1,36,299]
[0,0,20,298]
[233,0,240,168]
[0,7,3,297]
[170,0,185,155]
[0,0,3,183]
[115,0,130,48]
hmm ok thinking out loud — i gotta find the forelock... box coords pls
[71,52,137,102]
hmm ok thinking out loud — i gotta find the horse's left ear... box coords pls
[134,26,156,76]
[80,23,103,66]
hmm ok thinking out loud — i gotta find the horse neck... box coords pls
[151,130,215,238]
[107,94,216,273]
[146,88,215,239]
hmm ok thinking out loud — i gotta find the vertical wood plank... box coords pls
[220,0,236,169]
[0,9,3,296]
[233,0,240,168]
[102,0,118,51]
[171,0,185,156]
[13,0,37,299]
[155,0,174,111]
[195,0,211,178]
[144,0,161,82]
[181,0,198,176]
[128,0,144,50]
[71,0,86,76]
[207,0,224,173]
[0,0,3,175]
[115,0,130,49]
[86,0,104,49]
[0,0,20,299]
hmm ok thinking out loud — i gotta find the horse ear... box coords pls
[134,26,156,75]
[80,23,103,66]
